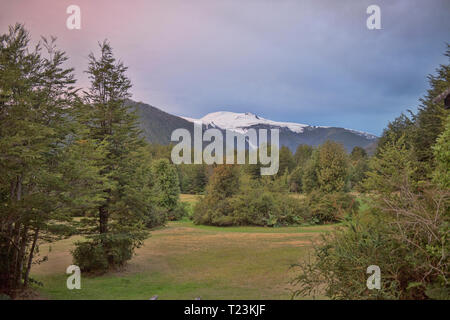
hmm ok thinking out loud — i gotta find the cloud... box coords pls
[1,0,449,135]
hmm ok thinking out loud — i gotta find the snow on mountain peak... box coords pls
[181,111,378,140]
[183,111,309,134]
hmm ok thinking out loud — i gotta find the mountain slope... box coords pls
[127,100,194,145]
[128,101,378,153]
[183,111,378,152]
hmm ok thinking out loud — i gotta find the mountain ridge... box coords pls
[182,111,378,140]
[127,100,378,153]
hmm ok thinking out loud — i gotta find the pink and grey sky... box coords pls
[1,0,449,135]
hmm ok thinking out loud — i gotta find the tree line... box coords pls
[0,24,183,297]
[292,44,449,300]
[1,23,447,300]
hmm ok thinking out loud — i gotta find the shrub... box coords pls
[145,206,168,228]
[152,159,181,211]
[72,233,141,273]
[293,186,449,300]
[292,213,406,299]
[72,241,109,273]
[167,202,189,221]
[316,141,349,193]
[306,191,359,223]
[193,188,310,227]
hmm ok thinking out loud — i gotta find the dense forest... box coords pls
[0,24,448,299]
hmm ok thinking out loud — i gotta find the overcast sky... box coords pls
[1,0,449,135]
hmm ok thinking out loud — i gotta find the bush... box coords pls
[152,159,181,212]
[72,234,138,273]
[145,206,168,228]
[306,191,359,223]
[293,187,450,300]
[193,188,310,227]
[292,212,406,299]
[72,241,109,273]
[167,202,189,221]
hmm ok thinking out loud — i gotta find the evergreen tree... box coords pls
[73,40,149,271]
[432,115,450,189]
[152,159,180,215]
[289,166,303,193]
[316,141,348,193]
[294,144,313,167]
[349,146,369,190]
[302,151,320,193]
[364,134,416,196]
[350,146,367,161]
[206,165,240,199]
[278,146,296,175]
[192,164,208,193]
[412,44,450,174]
[376,113,414,153]
[0,24,87,295]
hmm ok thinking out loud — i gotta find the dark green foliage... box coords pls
[178,164,208,194]
[292,213,406,299]
[144,206,168,229]
[0,24,87,295]
[376,113,415,153]
[278,146,296,175]
[412,46,450,169]
[301,151,320,193]
[294,46,450,300]
[350,146,367,161]
[348,146,369,190]
[288,166,303,192]
[206,165,240,199]
[71,241,109,273]
[152,159,180,213]
[193,164,315,227]
[150,158,186,222]
[230,190,310,226]
[375,45,450,181]
[364,135,416,195]
[317,141,349,193]
[169,203,189,221]
[293,187,449,299]
[298,142,349,194]
[348,160,369,191]
[193,164,358,226]
[294,144,313,166]
[432,115,450,188]
[129,100,195,145]
[193,187,310,227]
[72,232,145,273]
[306,191,359,223]
[72,40,152,272]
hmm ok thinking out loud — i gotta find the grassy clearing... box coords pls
[30,193,340,300]
[179,194,203,204]
[31,225,334,300]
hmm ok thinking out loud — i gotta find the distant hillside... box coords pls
[127,100,378,153]
[127,100,194,145]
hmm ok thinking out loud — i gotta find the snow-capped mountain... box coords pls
[181,111,378,152]
[129,100,378,153]
[182,111,310,134]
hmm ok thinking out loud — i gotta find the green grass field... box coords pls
[30,194,337,300]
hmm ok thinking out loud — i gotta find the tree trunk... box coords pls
[99,205,109,234]
[23,228,39,287]
[10,175,23,297]
[10,222,21,297]
[15,225,28,288]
